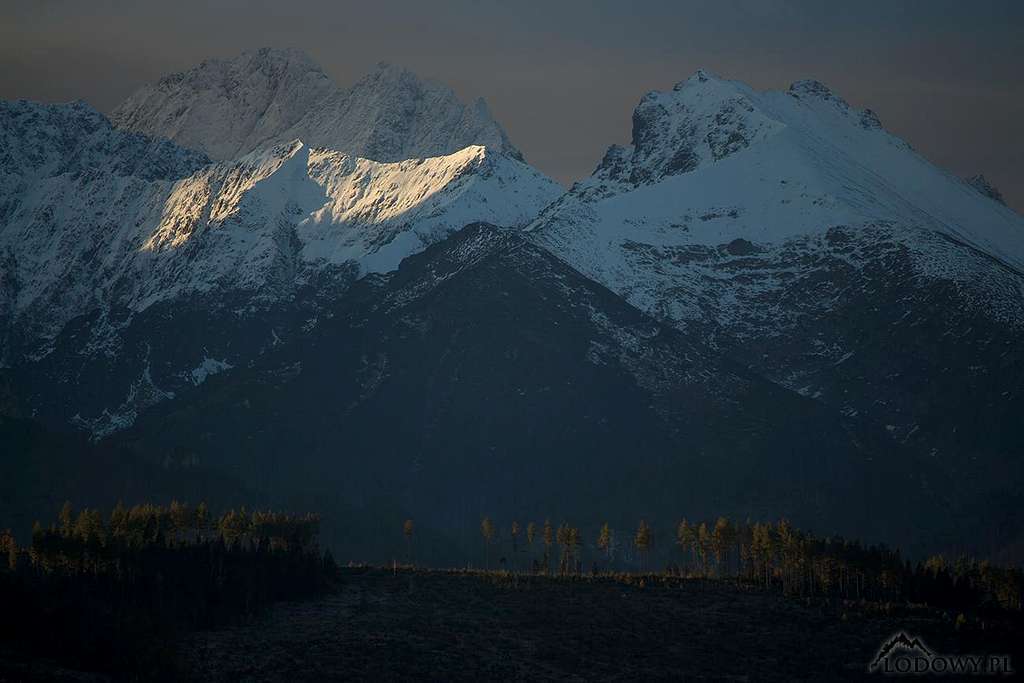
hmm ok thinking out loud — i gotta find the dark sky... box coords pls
[2,0,1022,210]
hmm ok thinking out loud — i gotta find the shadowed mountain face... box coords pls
[0,101,559,436]
[109,224,944,564]
[530,71,1024,556]
[0,413,253,542]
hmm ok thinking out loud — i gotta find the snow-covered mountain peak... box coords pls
[669,67,741,94]
[537,68,1023,266]
[532,68,1024,309]
[112,49,523,163]
[112,48,334,161]
[309,61,522,163]
[673,67,719,89]
[781,78,892,133]
[0,99,209,219]
[365,60,423,82]
[563,69,783,202]
[787,79,844,103]
[186,47,325,83]
[527,71,1024,494]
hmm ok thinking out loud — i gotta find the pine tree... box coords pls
[59,501,74,538]
[776,519,800,594]
[510,521,520,571]
[0,529,16,572]
[73,508,101,544]
[170,500,193,540]
[110,501,128,540]
[597,523,612,571]
[751,522,774,587]
[220,509,250,545]
[737,520,754,581]
[712,517,733,577]
[29,521,43,567]
[195,502,210,536]
[542,519,554,575]
[635,520,652,572]
[526,521,536,568]
[480,517,495,569]
[697,522,711,578]
[556,523,578,575]
[676,519,695,575]
[570,526,583,575]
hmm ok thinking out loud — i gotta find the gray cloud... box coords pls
[2,0,1021,209]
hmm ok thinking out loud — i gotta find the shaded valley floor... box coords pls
[171,569,1020,681]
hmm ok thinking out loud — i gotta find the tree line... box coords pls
[0,501,336,676]
[401,515,1023,613]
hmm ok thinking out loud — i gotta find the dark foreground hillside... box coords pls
[168,569,1017,681]
[2,567,1020,680]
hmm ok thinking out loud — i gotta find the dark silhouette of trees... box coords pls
[623,514,1022,613]
[0,529,16,571]
[0,500,336,676]
[555,523,583,576]
[196,501,210,533]
[712,517,734,577]
[59,500,74,537]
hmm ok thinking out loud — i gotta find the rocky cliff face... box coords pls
[115,224,944,561]
[965,174,1006,205]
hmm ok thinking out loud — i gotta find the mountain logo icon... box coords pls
[870,632,932,670]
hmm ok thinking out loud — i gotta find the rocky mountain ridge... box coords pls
[111,48,522,162]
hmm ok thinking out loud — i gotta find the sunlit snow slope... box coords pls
[1,101,560,354]
[533,70,1024,319]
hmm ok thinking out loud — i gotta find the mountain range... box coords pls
[2,48,1021,562]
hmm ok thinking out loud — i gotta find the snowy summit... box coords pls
[112,48,523,163]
